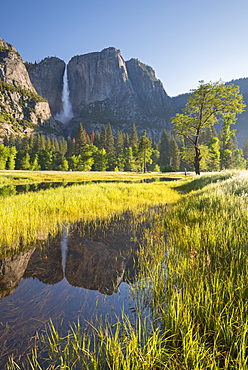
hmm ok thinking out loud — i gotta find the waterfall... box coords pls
[55,64,73,124]
[61,228,69,277]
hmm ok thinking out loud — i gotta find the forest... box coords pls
[0,121,248,173]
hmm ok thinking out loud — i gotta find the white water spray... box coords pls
[55,64,73,124]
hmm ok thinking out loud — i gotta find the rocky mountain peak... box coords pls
[0,38,61,137]
[26,57,65,116]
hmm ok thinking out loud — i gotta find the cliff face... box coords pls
[66,47,174,136]
[0,38,61,137]
[26,57,65,116]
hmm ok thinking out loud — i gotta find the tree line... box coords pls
[0,120,248,173]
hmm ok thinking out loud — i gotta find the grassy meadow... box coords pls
[4,169,248,369]
[0,171,182,256]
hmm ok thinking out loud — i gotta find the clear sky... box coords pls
[1,0,248,96]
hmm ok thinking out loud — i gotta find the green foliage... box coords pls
[172,80,245,174]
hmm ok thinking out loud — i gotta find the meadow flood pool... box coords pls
[0,211,154,366]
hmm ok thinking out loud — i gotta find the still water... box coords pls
[0,212,152,366]
[0,177,181,198]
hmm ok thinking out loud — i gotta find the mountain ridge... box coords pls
[0,37,248,145]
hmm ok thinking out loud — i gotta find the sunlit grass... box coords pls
[0,180,180,257]
[0,170,186,186]
[6,170,248,369]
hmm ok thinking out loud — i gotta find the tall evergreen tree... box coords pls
[169,137,180,171]
[207,137,220,171]
[159,130,170,168]
[138,130,153,173]
[116,130,124,154]
[75,123,86,155]
[130,123,138,147]
[242,137,248,168]
[124,147,136,172]
[106,124,115,154]
[59,137,68,156]
[99,125,107,149]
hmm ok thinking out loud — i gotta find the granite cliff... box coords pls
[66,48,174,137]
[26,57,65,116]
[0,38,61,138]
[1,37,248,143]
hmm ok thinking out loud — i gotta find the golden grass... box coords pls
[0,170,186,185]
[0,180,181,256]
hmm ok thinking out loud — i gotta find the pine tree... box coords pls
[159,130,170,168]
[169,137,180,171]
[130,123,138,147]
[116,130,124,154]
[242,137,248,168]
[93,132,101,148]
[15,136,23,151]
[20,153,31,170]
[207,137,220,171]
[106,124,115,154]
[99,125,107,149]
[75,123,86,155]
[8,133,15,147]
[138,131,153,173]
[124,147,136,172]
[59,137,68,156]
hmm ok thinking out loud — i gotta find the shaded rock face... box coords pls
[26,57,65,116]
[66,47,175,137]
[0,249,35,300]
[0,38,35,92]
[0,38,60,136]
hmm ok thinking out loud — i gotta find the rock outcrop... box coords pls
[26,57,65,116]
[0,38,61,138]
[66,47,175,137]
[0,249,35,300]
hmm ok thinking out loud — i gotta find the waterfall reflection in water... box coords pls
[0,210,152,366]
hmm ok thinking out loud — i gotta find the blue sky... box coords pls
[1,0,248,96]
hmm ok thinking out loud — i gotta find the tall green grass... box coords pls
[0,181,180,256]
[7,170,248,369]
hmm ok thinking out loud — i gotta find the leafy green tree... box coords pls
[93,148,108,171]
[149,149,160,171]
[0,144,9,169]
[59,159,69,171]
[6,146,17,170]
[20,152,31,170]
[207,137,220,171]
[172,81,245,174]
[68,155,79,171]
[30,154,40,171]
[79,144,97,171]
